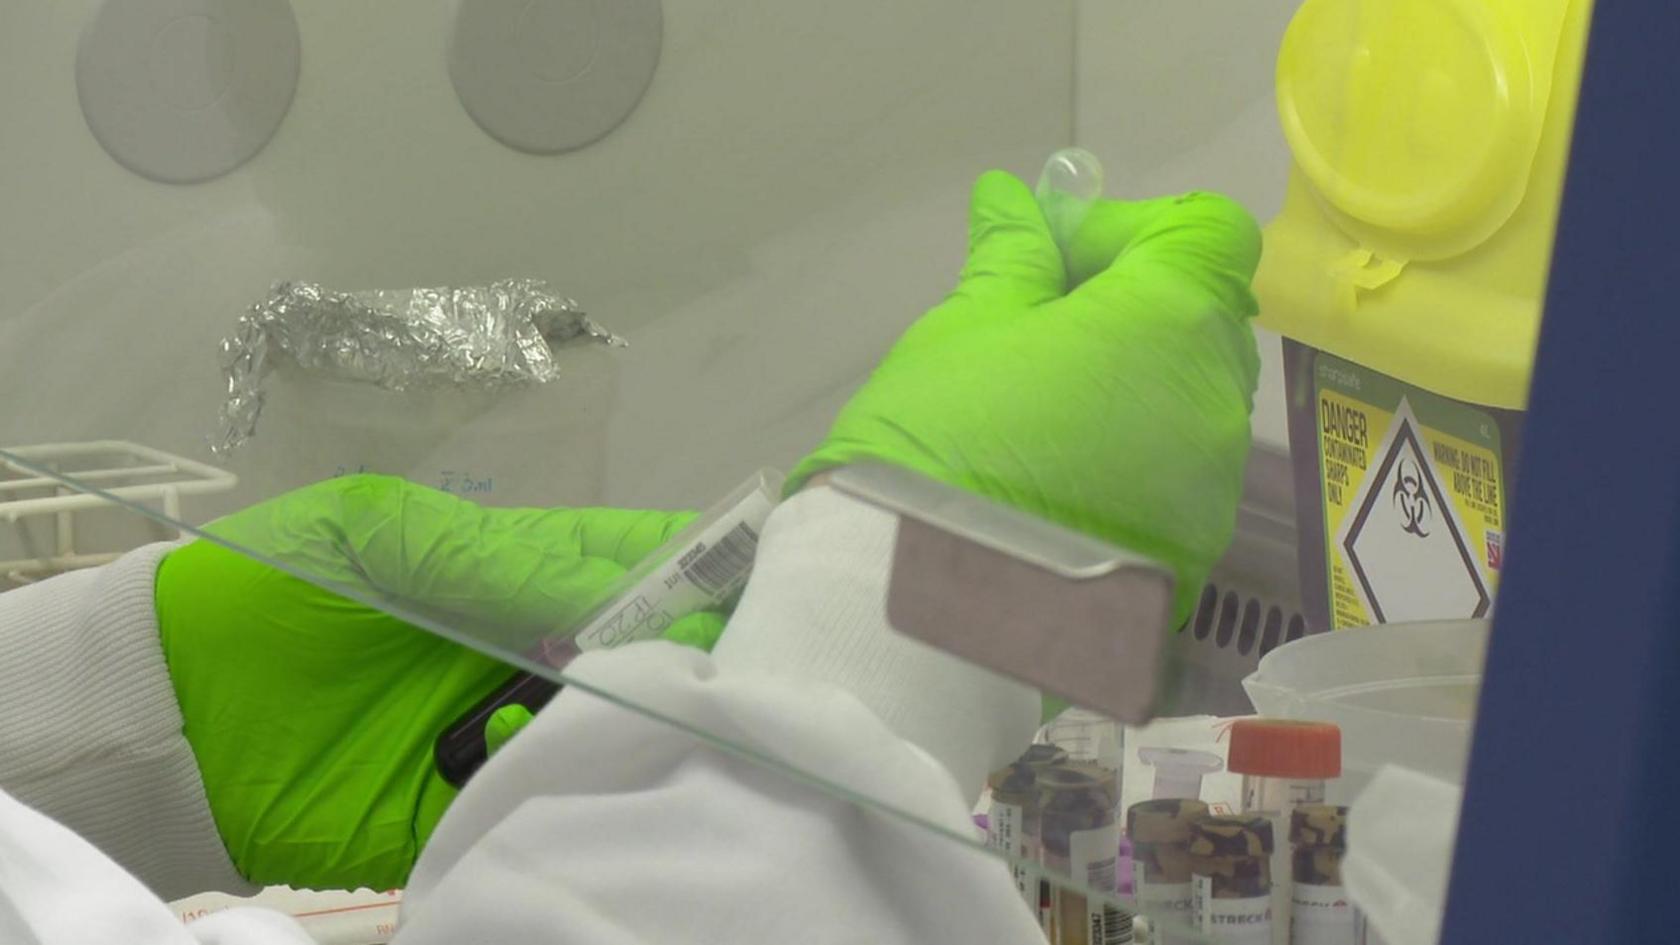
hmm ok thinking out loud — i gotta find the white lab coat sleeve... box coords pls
[396,487,1046,944]
[0,787,311,945]
[0,543,255,901]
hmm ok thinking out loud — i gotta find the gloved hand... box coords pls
[153,474,725,891]
[791,171,1262,626]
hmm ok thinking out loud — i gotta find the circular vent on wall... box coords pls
[78,0,301,184]
[450,0,663,154]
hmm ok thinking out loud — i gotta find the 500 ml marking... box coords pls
[438,470,494,495]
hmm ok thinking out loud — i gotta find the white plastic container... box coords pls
[1241,620,1488,805]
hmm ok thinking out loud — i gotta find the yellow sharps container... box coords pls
[1257,0,1592,631]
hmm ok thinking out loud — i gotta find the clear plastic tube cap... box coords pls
[1035,147,1105,255]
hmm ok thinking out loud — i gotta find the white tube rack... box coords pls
[0,441,236,585]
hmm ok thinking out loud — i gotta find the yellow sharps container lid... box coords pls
[1257,0,1590,409]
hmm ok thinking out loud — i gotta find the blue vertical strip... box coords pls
[1441,1,1680,941]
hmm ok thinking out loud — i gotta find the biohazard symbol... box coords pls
[1392,456,1432,537]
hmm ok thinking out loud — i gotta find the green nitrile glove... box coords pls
[790,171,1262,628]
[153,474,726,891]
[484,704,535,756]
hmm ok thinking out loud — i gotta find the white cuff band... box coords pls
[712,486,1039,795]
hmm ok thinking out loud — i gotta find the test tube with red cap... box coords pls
[1228,719,1342,814]
[1228,719,1343,945]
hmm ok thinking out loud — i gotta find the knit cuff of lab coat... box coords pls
[0,542,256,901]
[711,485,1040,797]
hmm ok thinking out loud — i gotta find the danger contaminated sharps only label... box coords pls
[1313,355,1507,628]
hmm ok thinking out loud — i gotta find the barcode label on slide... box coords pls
[680,522,760,597]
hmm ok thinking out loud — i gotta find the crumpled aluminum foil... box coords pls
[213,279,622,454]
